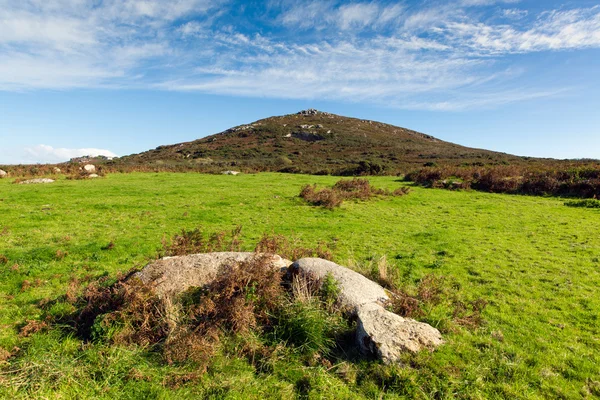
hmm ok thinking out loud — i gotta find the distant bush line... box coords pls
[406,165,600,198]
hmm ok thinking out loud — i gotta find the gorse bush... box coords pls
[300,178,411,208]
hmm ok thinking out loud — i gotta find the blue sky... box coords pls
[1,0,599,164]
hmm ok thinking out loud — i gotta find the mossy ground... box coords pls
[0,173,599,399]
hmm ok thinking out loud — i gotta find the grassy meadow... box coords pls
[0,172,599,399]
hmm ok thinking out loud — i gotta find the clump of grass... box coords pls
[349,256,488,332]
[101,241,115,251]
[387,274,488,332]
[452,298,488,329]
[565,199,600,208]
[300,178,411,208]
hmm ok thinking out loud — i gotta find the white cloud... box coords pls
[502,8,528,19]
[460,0,520,6]
[24,145,118,164]
[444,7,600,54]
[337,3,380,29]
[0,0,599,111]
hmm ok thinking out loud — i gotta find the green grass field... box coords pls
[0,173,599,399]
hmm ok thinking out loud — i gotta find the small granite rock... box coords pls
[0,169,7,178]
[19,178,55,184]
[356,303,444,363]
[83,164,96,173]
[222,170,240,175]
[88,174,99,178]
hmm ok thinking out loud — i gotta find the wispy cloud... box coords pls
[23,145,118,164]
[1,0,599,110]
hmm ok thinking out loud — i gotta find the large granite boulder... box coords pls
[290,258,389,314]
[83,164,96,173]
[0,170,7,178]
[133,252,291,298]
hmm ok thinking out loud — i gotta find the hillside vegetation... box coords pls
[0,173,599,399]
[115,109,529,175]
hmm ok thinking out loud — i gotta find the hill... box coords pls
[117,109,527,175]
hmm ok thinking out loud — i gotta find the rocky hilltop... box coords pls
[116,109,524,175]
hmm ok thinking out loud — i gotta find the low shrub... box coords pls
[300,178,411,208]
[160,226,243,257]
[565,199,600,208]
[255,233,334,261]
[299,185,343,209]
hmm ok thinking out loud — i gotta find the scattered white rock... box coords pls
[356,303,444,363]
[290,258,389,314]
[88,174,99,178]
[83,164,96,173]
[53,167,61,173]
[283,133,292,138]
[222,170,240,175]
[19,178,55,184]
[0,169,7,178]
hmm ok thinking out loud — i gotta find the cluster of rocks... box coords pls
[81,164,99,178]
[226,122,263,134]
[132,253,443,364]
[297,109,331,116]
[291,132,325,142]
